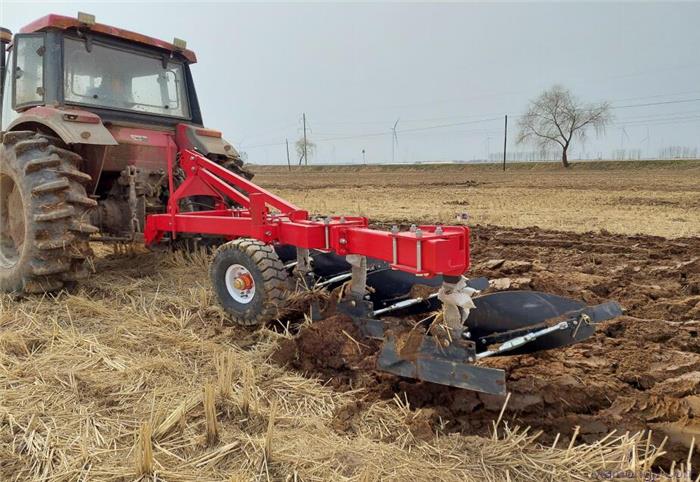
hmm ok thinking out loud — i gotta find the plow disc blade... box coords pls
[468,291,623,354]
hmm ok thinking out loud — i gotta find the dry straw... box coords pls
[135,422,154,476]
[215,351,236,399]
[203,382,219,446]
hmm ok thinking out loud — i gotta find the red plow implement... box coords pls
[145,149,622,394]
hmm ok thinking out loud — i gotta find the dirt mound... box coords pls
[273,315,381,389]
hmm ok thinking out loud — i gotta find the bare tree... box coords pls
[517,86,611,167]
[295,136,316,165]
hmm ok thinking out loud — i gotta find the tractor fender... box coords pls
[6,106,118,146]
[176,123,240,158]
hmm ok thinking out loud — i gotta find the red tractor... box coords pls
[0,13,249,294]
[0,13,622,395]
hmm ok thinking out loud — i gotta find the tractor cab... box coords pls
[1,13,202,130]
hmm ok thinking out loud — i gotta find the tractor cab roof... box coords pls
[19,14,197,63]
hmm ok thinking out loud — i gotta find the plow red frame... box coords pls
[144,149,470,277]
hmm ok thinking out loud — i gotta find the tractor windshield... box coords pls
[63,37,190,118]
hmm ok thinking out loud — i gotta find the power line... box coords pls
[311,91,700,129]
[243,115,504,149]
[609,89,700,103]
[315,116,503,142]
[615,108,700,121]
[239,95,700,152]
[239,92,700,149]
[613,114,700,128]
[612,98,700,109]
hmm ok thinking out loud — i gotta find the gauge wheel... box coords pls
[210,238,289,326]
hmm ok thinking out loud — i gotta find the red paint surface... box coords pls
[104,126,177,171]
[20,14,197,63]
[144,149,471,277]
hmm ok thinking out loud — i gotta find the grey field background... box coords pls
[2,1,699,164]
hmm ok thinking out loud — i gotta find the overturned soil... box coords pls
[274,225,700,466]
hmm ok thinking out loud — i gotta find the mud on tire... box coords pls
[0,131,98,294]
[210,238,289,326]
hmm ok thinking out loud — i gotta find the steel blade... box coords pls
[378,334,506,395]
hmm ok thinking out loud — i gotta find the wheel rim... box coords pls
[225,264,256,304]
[0,173,24,268]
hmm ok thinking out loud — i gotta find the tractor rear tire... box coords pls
[0,131,98,294]
[210,238,289,326]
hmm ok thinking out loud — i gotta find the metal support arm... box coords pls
[144,149,471,278]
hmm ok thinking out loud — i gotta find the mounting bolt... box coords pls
[264,230,272,236]
[435,225,444,235]
[415,228,423,238]
[339,238,347,245]
[340,216,346,224]
[409,224,417,232]
[391,225,399,235]
[324,217,331,225]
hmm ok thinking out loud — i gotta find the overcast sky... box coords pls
[3,1,699,164]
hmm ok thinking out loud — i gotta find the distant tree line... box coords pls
[658,146,698,159]
[612,149,642,161]
[486,146,699,163]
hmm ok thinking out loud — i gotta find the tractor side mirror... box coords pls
[0,28,11,46]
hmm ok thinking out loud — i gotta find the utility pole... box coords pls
[503,114,508,171]
[302,113,308,166]
[362,149,366,166]
[285,138,291,171]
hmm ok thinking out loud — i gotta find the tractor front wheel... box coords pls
[210,239,289,326]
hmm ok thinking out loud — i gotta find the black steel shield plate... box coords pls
[378,332,506,395]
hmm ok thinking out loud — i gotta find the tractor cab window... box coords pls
[14,35,45,107]
[2,50,20,130]
[63,38,190,118]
